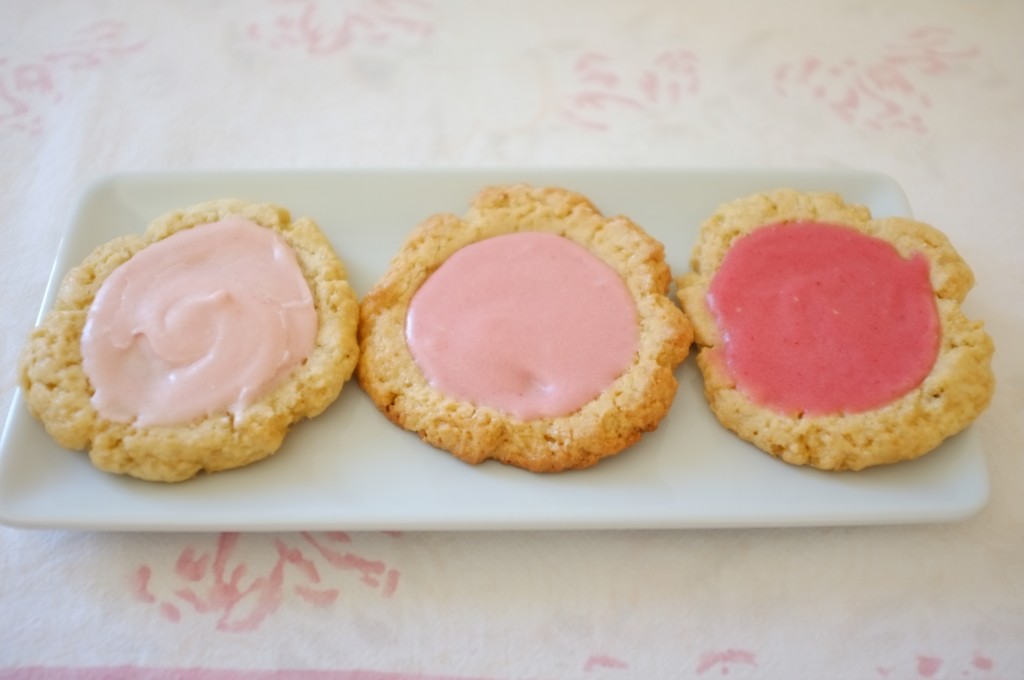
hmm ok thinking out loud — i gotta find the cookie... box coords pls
[357,184,693,472]
[676,189,995,470]
[18,199,359,482]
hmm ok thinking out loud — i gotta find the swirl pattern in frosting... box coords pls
[81,217,317,426]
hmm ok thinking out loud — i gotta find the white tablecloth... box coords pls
[1,1,1022,677]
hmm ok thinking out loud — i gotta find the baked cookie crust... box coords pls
[677,189,995,471]
[18,199,360,482]
[357,184,693,472]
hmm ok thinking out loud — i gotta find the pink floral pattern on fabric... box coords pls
[695,648,758,675]
[0,21,146,136]
[582,654,629,672]
[245,0,433,54]
[134,532,401,632]
[875,652,998,678]
[560,49,700,130]
[774,27,978,132]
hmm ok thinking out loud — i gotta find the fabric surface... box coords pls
[1,1,1022,677]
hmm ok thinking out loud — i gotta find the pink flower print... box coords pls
[695,648,758,675]
[971,653,994,672]
[642,49,701,104]
[246,0,433,55]
[883,26,980,76]
[917,655,943,678]
[583,654,630,672]
[877,652,997,679]
[134,531,402,632]
[562,49,700,131]
[0,21,146,136]
[774,27,978,133]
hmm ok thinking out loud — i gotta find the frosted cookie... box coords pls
[19,199,359,482]
[677,189,995,471]
[358,184,692,472]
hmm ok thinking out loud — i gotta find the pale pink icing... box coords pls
[405,232,639,420]
[707,221,940,415]
[81,217,317,426]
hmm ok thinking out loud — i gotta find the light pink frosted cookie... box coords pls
[357,184,693,472]
[677,189,995,471]
[19,199,359,482]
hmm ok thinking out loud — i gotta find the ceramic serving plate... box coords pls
[0,169,989,531]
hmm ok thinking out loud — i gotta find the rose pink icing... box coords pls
[405,231,639,420]
[81,217,317,426]
[707,221,940,415]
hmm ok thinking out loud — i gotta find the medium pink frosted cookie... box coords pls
[357,184,693,472]
[19,199,359,482]
[677,189,995,471]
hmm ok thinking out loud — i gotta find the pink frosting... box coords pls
[405,232,639,420]
[707,221,940,415]
[81,217,317,426]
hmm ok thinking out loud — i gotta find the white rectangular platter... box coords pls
[0,169,989,531]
